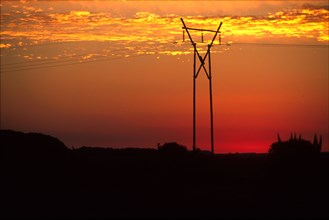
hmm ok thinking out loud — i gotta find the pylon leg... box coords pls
[193,44,196,152]
[208,45,214,154]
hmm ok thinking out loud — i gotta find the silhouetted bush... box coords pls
[269,133,322,157]
[157,142,188,155]
[0,129,69,162]
[193,148,212,156]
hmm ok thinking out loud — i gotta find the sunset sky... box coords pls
[1,0,328,153]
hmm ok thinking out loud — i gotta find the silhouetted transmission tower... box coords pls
[181,18,223,154]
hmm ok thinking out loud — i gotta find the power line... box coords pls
[1,48,126,67]
[1,53,121,70]
[231,42,328,48]
[1,42,167,69]
[1,40,326,73]
[0,53,152,73]
[1,46,152,73]
[0,40,121,51]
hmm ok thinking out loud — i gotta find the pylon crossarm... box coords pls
[181,18,196,46]
[181,19,206,63]
[210,22,223,46]
[181,18,210,79]
[196,22,222,75]
[183,27,220,33]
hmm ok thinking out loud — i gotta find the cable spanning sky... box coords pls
[1,1,328,153]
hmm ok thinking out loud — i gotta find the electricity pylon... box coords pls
[181,18,222,154]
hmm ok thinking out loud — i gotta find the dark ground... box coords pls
[1,130,329,219]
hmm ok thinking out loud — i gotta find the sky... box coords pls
[1,0,328,153]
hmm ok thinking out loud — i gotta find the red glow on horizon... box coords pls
[1,1,328,153]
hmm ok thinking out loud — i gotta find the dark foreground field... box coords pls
[1,130,329,219]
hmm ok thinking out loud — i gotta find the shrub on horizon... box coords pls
[157,142,188,155]
[268,133,322,157]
